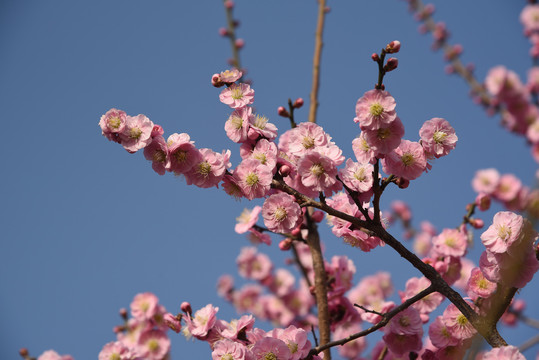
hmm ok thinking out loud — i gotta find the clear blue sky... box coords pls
[1,1,537,359]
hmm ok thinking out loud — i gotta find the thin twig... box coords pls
[308,0,326,124]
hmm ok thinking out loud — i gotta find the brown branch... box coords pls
[223,0,242,71]
[308,0,327,124]
[291,242,313,288]
[309,285,435,356]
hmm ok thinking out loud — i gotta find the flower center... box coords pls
[456,314,468,326]
[497,225,511,241]
[369,102,384,117]
[377,128,391,140]
[222,354,234,360]
[401,153,415,166]
[399,315,410,327]
[237,209,251,223]
[231,86,244,100]
[433,130,447,143]
[108,116,121,129]
[302,136,315,149]
[245,172,260,187]
[478,278,490,290]
[153,150,166,163]
[264,353,278,360]
[253,114,268,129]
[253,152,267,164]
[354,168,367,182]
[129,127,142,140]
[445,237,456,248]
[175,150,188,163]
[231,115,243,129]
[147,339,160,352]
[288,343,299,354]
[197,162,212,177]
[310,163,325,177]
[274,207,287,221]
[110,353,121,360]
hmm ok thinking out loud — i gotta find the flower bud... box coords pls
[218,27,228,37]
[181,301,192,315]
[19,348,29,357]
[277,106,290,118]
[164,312,182,333]
[224,0,234,9]
[395,177,410,189]
[293,97,304,108]
[279,238,293,251]
[119,307,128,319]
[113,325,124,333]
[386,40,401,54]
[235,38,245,49]
[384,57,399,72]
[371,53,380,62]
[324,6,331,13]
[151,125,164,138]
[475,193,491,211]
[279,164,291,177]
[469,218,484,229]
[211,73,224,87]
[311,210,324,223]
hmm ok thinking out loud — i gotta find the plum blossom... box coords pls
[119,114,154,153]
[136,329,170,360]
[235,159,273,200]
[381,140,427,180]
[419,117,458,158]
[99,108,127,141]
[184,148,230,188]
[235,206,262,234]
[251,337,292,360]
[363,116,405,155]
[143,135,170,175]
[248,114,278,141]
[262,193,303,234]
[466,267,497,299]
[479,345,525,360]
[167,133,202,174]
[354,89,397,130]
[219,83,254,109]
[212,339,251,360]
[225,107,252,143]
[297,151,341,195]
[480,211,524,254]
[432,228,468,258]
[131,292,159,321]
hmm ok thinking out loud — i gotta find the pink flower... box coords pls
[363,116,405,155]
[37,351,74,360]
[143,135,170,175]
[287,122,330,158]
[187,304,219,339]
[472,168,500,195]
[338,159,374,194]
[163,313,182,333]
[479,345,525,360]
[297,151,340,195]
[466,267,497,299]
[98,341,132,360]
[382,332,422,357]
[225,107,252,143]
[262,193,303,234]
[388,307,423,335]
[442,302,477,340]
[269,325,311,360]
[250,337,292,360]
[354,89,397,130]
[248,114,278,141]
[212,339,251,360]
[428,316,459,349]
[352,133,377,164]
[220,68,243,83]
[243,139,278,172]
[332,321,366,359]
[400,277,443,315]
[419,118,458,158]
[236,247,273,281]
[167,133,202,174]
[235,206,262,234]
[493,174,522,202]
[119,114,154,153]
[130,292,159,321]
[99,108,127,140]
[184,149,230,188]
[381,140,427,180]
[235,159,273,200]
[247,228,272,246]
[432,228,467,257]
[136,329,170,360]
[521,5,539,34]
[480,211,524,254]
[219,83,254,109]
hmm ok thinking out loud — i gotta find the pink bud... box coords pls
[469,218,484,229]
[384,57,398,72]
[119,308,128,319]
[311,210,324,223]
[371,53,380,62]
[164,313,182,333]
[475,193,491,211]
[324,6,331,13]
[386,40,401,54]
[235,38,245,49]
[233,20,240,28]
[277,106,290,118]
[19,348,29,357]
[279,164,291,177]
[211,73,224,88]
[180,301,192,315]
[218,27,228,37]
[293,97,304,108]
[113,325,124,333]
[291,226,301,236]
[395,177,409,189]
[224,0,234,9]
[513,299,526,312]
[279,238,293,251]
[151,125,164,138]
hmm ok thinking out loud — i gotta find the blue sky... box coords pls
[1,1,538,359]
